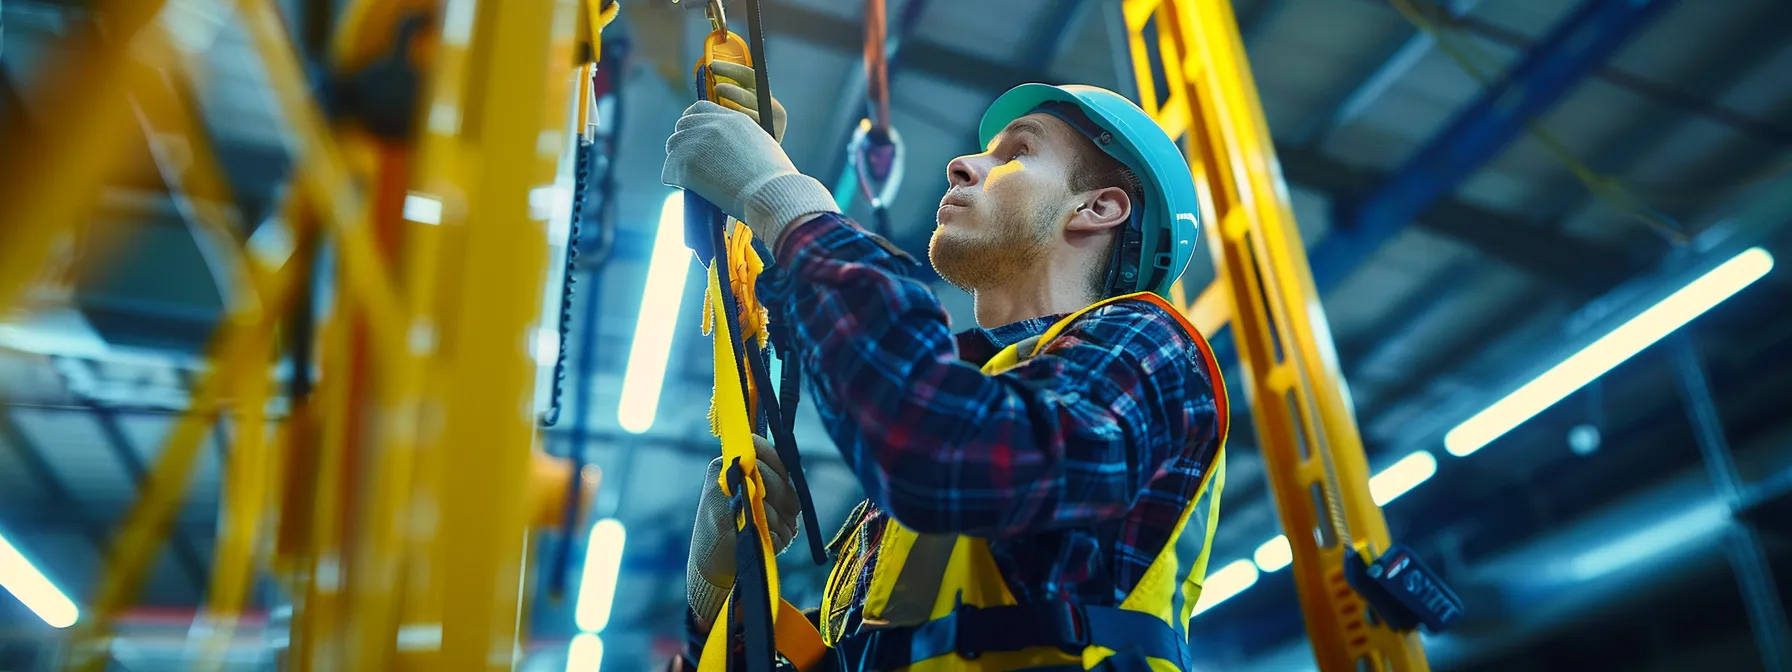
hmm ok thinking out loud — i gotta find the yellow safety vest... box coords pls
[817,291,1230,671]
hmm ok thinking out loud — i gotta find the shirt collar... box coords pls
[954,314,1067,366]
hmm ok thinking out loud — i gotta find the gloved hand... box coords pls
[687,435,802,629]
[709,61,787,143]
[662,101,839,246]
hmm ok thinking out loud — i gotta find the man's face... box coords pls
[929,113,1082,292]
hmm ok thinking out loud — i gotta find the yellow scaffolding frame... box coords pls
[0,1,616,669]
[1127,0,1430,670]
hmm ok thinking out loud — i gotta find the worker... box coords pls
[661,67,1228,671]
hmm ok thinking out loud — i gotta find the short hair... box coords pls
[1054,109,1144,297]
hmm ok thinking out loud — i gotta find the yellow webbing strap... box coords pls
[702,222,769,428]
[776,598,827,669]
[697,224,825,671]
[1179,445,1225,625]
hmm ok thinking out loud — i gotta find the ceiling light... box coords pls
[1446,248,1773,457]
[0,528,78,628]
[1192,559,1259,617]
[1254,535,1293,573]
[566,632,603,672]
[1369,451,1437,506]
[574,519,626,633]
[617,193,690,434]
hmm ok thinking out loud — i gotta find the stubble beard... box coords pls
[929,203,1056,293]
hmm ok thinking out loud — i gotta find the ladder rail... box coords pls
[1123,0,1430,669]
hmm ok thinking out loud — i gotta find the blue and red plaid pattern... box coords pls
[678,213,1221,668]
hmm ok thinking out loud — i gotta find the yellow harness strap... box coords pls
[696,223,825,672]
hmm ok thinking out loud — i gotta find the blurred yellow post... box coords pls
[11,0,607,668]
[1125,0,1430,670]
[0,1,170,317]
[407,1,579,669]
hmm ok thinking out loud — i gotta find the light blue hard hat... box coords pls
[979,84,1200,297]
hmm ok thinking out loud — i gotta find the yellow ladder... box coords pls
[1123,1,1430,670]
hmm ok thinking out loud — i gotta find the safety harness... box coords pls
[820,292,1230,671]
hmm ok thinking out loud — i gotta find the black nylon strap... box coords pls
[837,604,1187,671]
[728,465,778,672]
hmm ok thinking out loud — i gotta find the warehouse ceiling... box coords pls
[1,0,1790,670]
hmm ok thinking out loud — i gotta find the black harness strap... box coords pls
[684,2,829,669]
[836,604,1188,671]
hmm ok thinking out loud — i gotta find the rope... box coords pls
[864,0,891,132]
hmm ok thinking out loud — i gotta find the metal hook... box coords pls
[706,0,728,34]
[671,0,729,34]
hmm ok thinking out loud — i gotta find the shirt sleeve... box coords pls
[759,214,1220,538]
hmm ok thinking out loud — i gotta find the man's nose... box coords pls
[946,153,985,189]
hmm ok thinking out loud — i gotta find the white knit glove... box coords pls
[710,61,787,143]
[662,100,839,244]
[687,435,802,629]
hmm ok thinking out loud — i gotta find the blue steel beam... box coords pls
[1306,0,1677,293]
[1293,0,1486,146]
[0,409,111,552]
[1531,0,1792,221]
[88,403,213,594]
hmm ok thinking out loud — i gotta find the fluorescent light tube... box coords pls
[1370,451,1437,506]
[0,529,78,628]
[1446,248,1773,457]
[566,632,603,672]
[618,193,690,434]
[1192,559,1259,617]
[1254,535,1293,573]
[574,519,626,633]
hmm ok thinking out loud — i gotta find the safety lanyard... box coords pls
[681,1,826,669]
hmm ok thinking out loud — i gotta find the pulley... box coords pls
[850,119,905,212]
[850,119,905,235]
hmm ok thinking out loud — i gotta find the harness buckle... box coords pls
[951,605,984,660]
[1050,603,1090,654]
[948,603,1092,661]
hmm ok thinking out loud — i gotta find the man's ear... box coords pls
[1066,186,1131,233]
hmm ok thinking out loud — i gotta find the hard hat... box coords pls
[978,84,1200,297]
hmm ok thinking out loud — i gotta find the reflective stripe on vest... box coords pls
[821,292,1231,671]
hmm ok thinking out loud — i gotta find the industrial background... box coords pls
[1,0,1790,670]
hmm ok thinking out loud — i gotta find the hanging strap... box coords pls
[687,5,828,666]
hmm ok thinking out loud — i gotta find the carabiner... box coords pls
[850,119,906,211]
[706,0,728,34]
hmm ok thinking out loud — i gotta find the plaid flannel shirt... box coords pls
[677,213,1221,669]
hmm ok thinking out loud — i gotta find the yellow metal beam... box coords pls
[1184,277,1232,341]
[1125,0,1429,669]
[0,0,172,318]
[411,1,579,668]
[241,0,410,359]
[66,219,306,671]
[27,2,606,668]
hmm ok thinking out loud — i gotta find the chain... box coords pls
[540,138,594,427]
